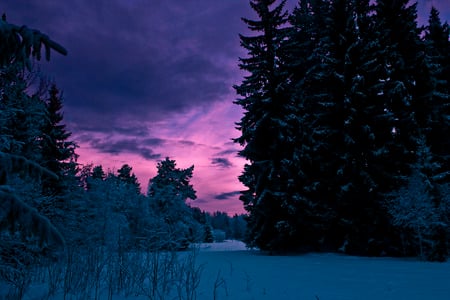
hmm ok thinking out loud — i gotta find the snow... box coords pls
[194,240,250,252]
[196,251,450,300]
[7,241,450,300]
[194,241,450,300]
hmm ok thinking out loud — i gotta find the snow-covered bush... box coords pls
[385,170,445,260]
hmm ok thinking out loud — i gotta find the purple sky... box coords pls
[2,1,449,215]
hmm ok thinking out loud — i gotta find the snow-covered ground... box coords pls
[194,241,450,300]
[9,240,450,300]
[194,239,250,252]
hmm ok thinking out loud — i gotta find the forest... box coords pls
[235,0,450,261]
[1,0,450,299]
[0,14,245,298]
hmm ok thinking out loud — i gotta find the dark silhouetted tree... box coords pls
[40,83,78,195]
[234,0,299,251]
[0,15,67,277]
[117,164,141,194]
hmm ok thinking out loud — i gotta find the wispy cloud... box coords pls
[86,137,162,160]
[211,157,233,168]
[215,191,241,201]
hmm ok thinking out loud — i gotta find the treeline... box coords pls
[0,58,205,251]
[0,15,247,297]
[235,0,450,261]
[192,209,247,242]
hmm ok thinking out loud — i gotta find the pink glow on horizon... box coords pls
[74,99,247,216]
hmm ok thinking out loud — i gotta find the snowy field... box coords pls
[9,240,450,300]
[194,241,450,300]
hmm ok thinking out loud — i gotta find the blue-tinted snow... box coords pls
[11,241,450,300]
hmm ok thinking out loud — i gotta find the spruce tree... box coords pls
[40,83,78,195]
[0,66,46,161]
[0,14,67,69]
[234,0,299,251]
[370,0,423,188]
[366,0,445,259]
[280,0,340,251]
[424,7,450,183]
[325,0,400,254]
[417,7,450,260]
[234,0,449,258]
[0,15,68,270]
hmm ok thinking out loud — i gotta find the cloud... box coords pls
[2,0,251,128]
[214,191,241,200]
[87,136,161,160]
[188,198,209,205]
[211,157,233,168]
[178,140,196,147]
[216,148,239,156]
[0,0,283,215]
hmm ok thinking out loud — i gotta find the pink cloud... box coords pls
[74,98,247,215]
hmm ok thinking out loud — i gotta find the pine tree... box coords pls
[147,158,198,249]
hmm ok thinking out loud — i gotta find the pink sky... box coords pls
[3,0,449,215]
[73,99,248,215]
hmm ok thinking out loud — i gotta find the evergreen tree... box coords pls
[147,158,199,249]
[231,214,247,241]
[148,158,196,205]
[0,14,67,69]
[370,0,422,186]
[234,0,449,258]
[423,7,450,184]
[0,66,46,161]
[0,15,67,253]
[285,0,338,251]
[117,164,141,194]
[325,0,389,254]
[40,83,78,195]
[190,206,214,243]
[386,136,448,261]
[92,164,106,180]
[282,0,392,254]
[211,211,232,238]
[369,0,450,259]
[234,0,298,251]
[410,6,450,261]
[0,15,67,276]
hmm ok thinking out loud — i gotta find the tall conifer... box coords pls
[234,0,296,250]
[40,84,78,195]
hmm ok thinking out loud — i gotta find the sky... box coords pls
[2,0,450,215]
